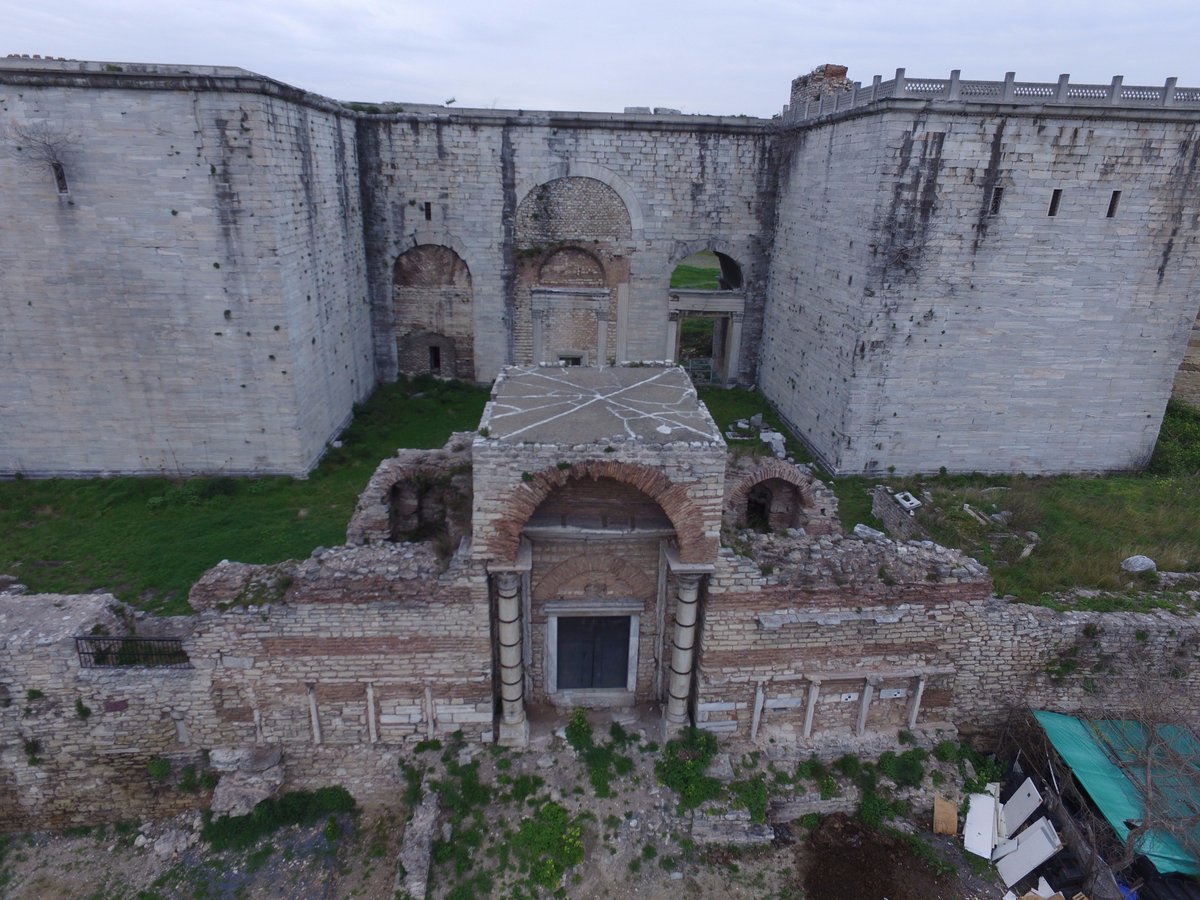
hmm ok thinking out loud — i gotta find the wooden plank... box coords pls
[932,794,958,835]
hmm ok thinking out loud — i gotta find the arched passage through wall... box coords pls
[668,250,746,385]
[393,244,475,379]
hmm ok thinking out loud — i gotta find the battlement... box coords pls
[780,67,1200,124]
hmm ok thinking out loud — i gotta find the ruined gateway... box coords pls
[3,364,1200,830]
[3,59,1200,477]
[3,59,1200,830]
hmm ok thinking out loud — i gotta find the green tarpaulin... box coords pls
[1034,710,1200,876]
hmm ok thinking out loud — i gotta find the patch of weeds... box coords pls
[401,762,423,806]
[729,776,769,823]
[856,787,904,828]
[656,727,720,810]
[74,697,92,719]
[878,748,926,788]
[796,754,827,781]
[414,738,442,753]
[959,744,1005,796]
[509,773,545,803]
[641,843,657,860]
[178,764,200,793]
[146,756,171,782]
[201,786,356,851]
[565,709,634,797]
[659,854,678,870]
[932,740,959,763]
[23,739,42,765]
[930,770,945,787]
[833,754,861,779]
[323,815,342,843]
[512,801,585,890]
[25,689,45,702]
[817,774,839,800]
[246,842,274,872]
[898,729,917,745]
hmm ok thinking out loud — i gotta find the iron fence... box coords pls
[75,636,190,669]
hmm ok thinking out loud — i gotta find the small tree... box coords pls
[3,120,78,192]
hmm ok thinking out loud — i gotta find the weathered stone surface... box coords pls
[396,788,440,900]
[209,766,285,819]
[1121,555,1157,573]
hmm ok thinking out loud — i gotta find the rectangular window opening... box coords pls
[1048,189,1062,217]
[1106,190,1122,218]
[556,616,631,690]
[423,201,432,221]
[51,162,69,194]
[989,187,1004,216]
[428,345,441,373]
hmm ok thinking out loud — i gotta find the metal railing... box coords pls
[781,69,1200,125]
[75,636,191,669]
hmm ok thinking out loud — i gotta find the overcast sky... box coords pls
[6,0,1200,116]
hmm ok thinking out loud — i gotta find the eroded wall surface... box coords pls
[762,105,1200,474]
[0,65,372,476]
[356,112,773,382]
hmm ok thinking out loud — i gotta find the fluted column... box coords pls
[665,572,704,729]
[494,570,528,746]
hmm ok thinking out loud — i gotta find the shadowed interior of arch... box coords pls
[524,476,673,534]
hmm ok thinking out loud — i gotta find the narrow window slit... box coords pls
[1106,190,1121,218]
[989,187,1003,215]
[423,201,432,221]
[1048,189,1062,217]
[51,162,69,194]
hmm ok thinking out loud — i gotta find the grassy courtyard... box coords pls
[3,376,1200,614]
[0,376,488,615]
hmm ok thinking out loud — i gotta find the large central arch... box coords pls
[484,459,714,566]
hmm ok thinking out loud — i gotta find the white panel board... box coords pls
[1001,777,1042,837]
[995,817,1063,887]
[963,789,999,858]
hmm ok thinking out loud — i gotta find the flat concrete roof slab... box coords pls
[484,366,722,446]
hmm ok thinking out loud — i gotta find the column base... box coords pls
[497,718,529,748]
[661,713,690,742]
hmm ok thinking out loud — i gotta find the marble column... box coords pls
[664,572,704,730]
[494,570,528,746]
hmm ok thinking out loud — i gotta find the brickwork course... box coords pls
[5,373,1200,831]
[5,59,1199,476]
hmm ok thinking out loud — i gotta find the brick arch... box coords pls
[537,246,606,287]
[724,459,817,526]
[533,551,657,600]
[487,460,713,565]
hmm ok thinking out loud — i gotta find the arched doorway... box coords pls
[523,475,675,707]
[515,177,632,367]
[668,250,746,384]
[393,244,475,379]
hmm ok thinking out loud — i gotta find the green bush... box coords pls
[201,786,356,851]
[146,757,171,781]
[878,749,926,789]
[656,727,721,809]
[932,740,959,763]
[730,776,769,823]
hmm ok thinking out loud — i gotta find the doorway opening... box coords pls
[556,616,631,690]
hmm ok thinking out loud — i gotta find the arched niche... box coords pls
[392,244,475,379]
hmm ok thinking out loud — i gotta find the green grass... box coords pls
[201,786,356,852]
[670,251,721,290]
[0,376,488,615]
[904,470,1200,603]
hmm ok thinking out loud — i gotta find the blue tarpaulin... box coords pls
[1034,711,1200,876]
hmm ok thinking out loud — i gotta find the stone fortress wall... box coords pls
[0,60,374,476]
[4,58,1200,476]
